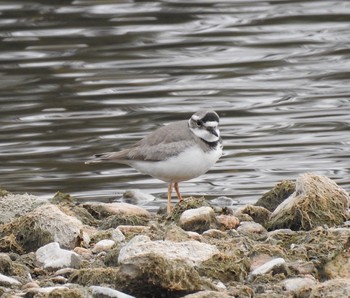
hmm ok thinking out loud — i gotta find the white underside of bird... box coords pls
[127,144,222,183]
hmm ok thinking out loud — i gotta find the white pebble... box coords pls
[92,239,116,253]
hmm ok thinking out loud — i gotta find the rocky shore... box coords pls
[0,173,350,298]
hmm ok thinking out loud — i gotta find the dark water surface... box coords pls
[1,0,349,211]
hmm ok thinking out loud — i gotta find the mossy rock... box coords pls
[255,180,295,212]
[50,191,76,205]
[0,204,83,252]
[99,214,149,230]
[0,218,53,253]
[198,252,250,283]
[48,287,86,298]
[118,253,214,298]
[267,174,350,231]
[0,188,10,197]
[0,253,12,275]
[237,205,271,227]
[69,267,122,288]
[167,197,213,222]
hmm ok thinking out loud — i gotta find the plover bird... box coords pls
[86,110,223,213]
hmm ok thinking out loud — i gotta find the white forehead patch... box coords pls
[191,115,200,121]
[204,121,218,127]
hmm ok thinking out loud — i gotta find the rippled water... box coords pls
[1,0,349,211]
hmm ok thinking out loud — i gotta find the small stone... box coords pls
[237,221,268,241]
[283,276,317,294]
[210,196,239,208]
[202,229,227,239]
[0,253,12,275]
[91,228,126,244]
[90,285,136,298]
[179,206,216,233]
[92,239,116,253]
[73,247,92,256]
[182,290,231,298]
[236,205,271,227]
[36,242,81,270]
[186,231,203,241]
[21,281,40,290]
[122,189,155,205]
[54,268,77,277]
[216,215,240,230]
[249,258,286,279]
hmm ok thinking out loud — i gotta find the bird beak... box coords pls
[208,127,219,137]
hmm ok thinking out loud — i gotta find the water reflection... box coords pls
[0,0,349,210]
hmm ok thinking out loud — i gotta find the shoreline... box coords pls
[0,173,350,297]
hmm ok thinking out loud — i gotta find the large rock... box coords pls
[0,204,84,252]
[83,202,151,229]
[0,193,47,224]
[267,173,350,230]
[118,235,219,267]
[115,235,218,296]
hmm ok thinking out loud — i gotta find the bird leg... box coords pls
[167,182,173,213]
[174,182,183,201]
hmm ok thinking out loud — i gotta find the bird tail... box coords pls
[85,152,127,164]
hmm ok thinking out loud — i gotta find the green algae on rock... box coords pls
[255,180,296,212]
[267,173,350,231]
[0,204,84,252]
[198,252,250,283]
[166,196,212,222]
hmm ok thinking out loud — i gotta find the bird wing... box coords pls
[86,120,194,163]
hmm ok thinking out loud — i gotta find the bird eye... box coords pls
[196,120,202,126]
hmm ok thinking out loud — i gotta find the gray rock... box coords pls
[83,202,151,219]
[237,221,268,241]
[249,258,287,280]
[1,204,85,251]
[0,253,12,275]
[122,189,155,205]
[36,242,81,270]
[0,193,47,224]
[92,239,116,253]
[118,235,219,267]
[283,276,317,294]
[179,206,216,233]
